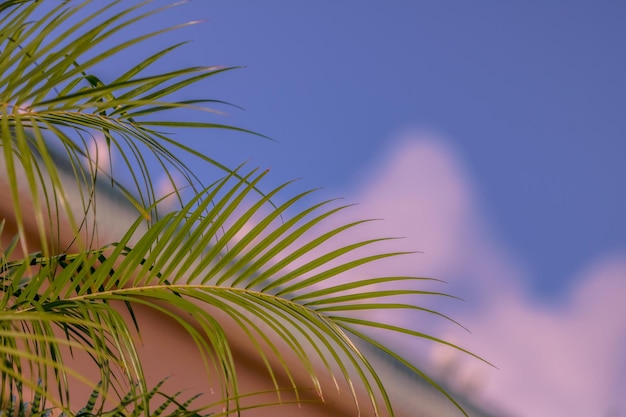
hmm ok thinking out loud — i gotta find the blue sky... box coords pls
[37,1,625,416]
[132,2,626,415]
[159,1,625,302]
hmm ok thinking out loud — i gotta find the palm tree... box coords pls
[0,1,483,416]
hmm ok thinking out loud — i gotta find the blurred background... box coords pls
[92,2,626,416]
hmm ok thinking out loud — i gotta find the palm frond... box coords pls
[0,0,257,256]
[0,378,214,417]
[1,167,480,416]
[0,2,483,416]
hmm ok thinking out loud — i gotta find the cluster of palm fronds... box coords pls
[0,1,479,416]
[0,378,212,417]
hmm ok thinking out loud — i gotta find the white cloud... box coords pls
[458,254,626,417]
[331,132,626,417]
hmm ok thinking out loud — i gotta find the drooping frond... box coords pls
[0,0,259,256]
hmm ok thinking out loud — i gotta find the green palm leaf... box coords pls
[0,1,484,416]
[0,0,260,256]
[1,168,483,415]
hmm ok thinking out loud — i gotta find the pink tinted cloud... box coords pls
[331,132,626,417]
